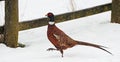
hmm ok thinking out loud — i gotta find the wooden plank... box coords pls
[55,3,111,23]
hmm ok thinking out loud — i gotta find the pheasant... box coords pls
[46,12,112,57]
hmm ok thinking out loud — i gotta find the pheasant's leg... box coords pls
[60,49,64,57]
[47,48,57,51]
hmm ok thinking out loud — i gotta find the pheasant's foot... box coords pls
[61,54,63,57]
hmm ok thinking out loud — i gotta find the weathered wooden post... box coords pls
[111,0,120,23]
[4,0,19,47]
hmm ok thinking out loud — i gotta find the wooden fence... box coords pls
[0,2,111,47]
[0,3,111,33]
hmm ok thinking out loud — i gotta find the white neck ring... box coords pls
[49,22,55,25]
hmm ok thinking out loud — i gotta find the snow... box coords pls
[1,0,120,62]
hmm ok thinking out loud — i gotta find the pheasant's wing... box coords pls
[53,27,77,48]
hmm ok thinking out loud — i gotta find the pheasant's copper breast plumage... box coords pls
[46,12,112,57]
[47,24,78,50]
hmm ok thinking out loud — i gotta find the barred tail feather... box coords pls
[76,41,112,55]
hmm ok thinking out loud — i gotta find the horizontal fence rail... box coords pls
[0,3,111,33]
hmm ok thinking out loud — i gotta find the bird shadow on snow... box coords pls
[43,48,110,59]
[44,53,105,59]
[64,53,102,59]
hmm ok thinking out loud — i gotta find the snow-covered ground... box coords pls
[1,0,120,62]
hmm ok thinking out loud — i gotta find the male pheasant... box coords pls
[46,12,112,57]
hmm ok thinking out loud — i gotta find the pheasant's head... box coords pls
[46,12,55,25]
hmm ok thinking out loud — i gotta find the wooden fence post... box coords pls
[111,0,120,23]
[4,0,19,47]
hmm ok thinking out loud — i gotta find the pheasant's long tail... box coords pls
[76,41,112,55]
